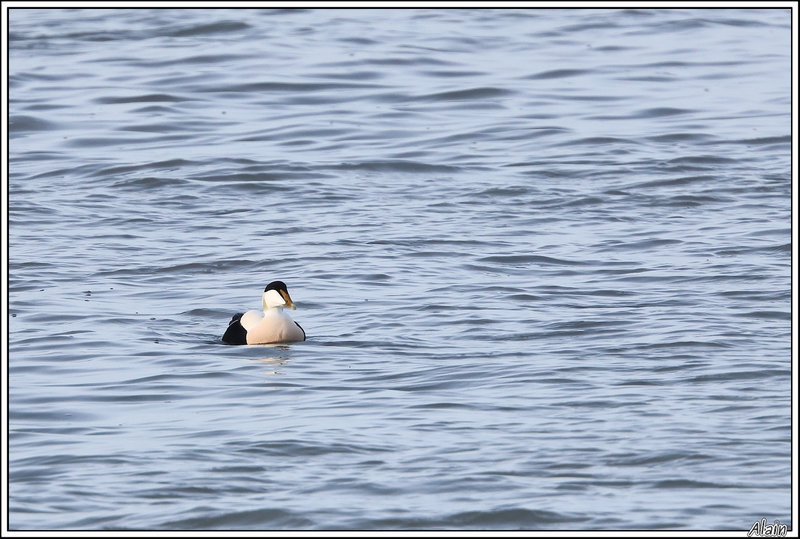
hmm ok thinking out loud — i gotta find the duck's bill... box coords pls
[280,290,297,310]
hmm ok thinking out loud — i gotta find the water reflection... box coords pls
[250,344,292,374]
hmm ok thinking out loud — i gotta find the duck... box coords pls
[222,281,306,345]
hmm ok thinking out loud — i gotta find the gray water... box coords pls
[8,8,792,531]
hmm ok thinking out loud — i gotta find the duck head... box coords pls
[262,280,297,310]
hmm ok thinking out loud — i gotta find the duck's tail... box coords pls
[222,312,247,345]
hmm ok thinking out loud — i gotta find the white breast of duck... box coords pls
[241,304,305,344]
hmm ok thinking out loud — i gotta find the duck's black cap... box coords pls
[265,281,288,293]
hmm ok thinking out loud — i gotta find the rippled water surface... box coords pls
[8,7,792,531]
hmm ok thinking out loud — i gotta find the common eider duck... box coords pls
[222,281,306,345]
